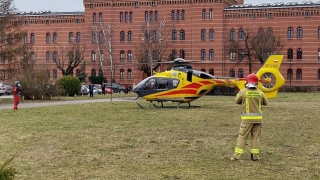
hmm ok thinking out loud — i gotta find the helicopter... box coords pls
[133,54,285,108]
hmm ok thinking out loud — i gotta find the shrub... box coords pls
[55,76,81,96]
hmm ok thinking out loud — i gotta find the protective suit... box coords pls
[13,81,21,110]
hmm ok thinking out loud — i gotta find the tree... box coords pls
[53,43,86,76]
[228,28,284,73]
[0,0,31,80]
[136,17,173,76]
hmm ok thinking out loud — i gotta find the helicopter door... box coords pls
[187,70,193,82]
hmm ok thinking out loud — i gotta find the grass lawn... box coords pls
[0,92,320,180]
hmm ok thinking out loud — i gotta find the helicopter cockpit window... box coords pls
[156,79,169,89]
[144,78,155,90]
[172,79,179,88]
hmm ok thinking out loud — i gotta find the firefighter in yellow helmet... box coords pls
[231,73,268,161]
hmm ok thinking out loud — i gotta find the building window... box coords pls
[297,48,302,60]
[76,32,81,42]
[76,69,80,77]
[238,69,244,78]
[201,49,206,60]
[230,29,235,40]
[201,69,206,72]
[93,13,96,22]
[92,31,96,42]
[99,31,104,43]
[127,69,132,79]
[172,50,176,59]
[287,69,293,81]
[124,12,128,23]
[268,13,273,19]
[318,27,320,39]
[120,69,124,79]
[287,48,293,60]
[171,10,175,21]
[179,50,185,58]
[154,11,158,22]
[31,51,35,60]
[120,50,125,61]
[267,28,273,37]
[99,12,102,22]
[24,33,28,44]
[99,51,104,61]
[180,30,185,41]
[172,30,177,41]
[120,31,125,42]
[202,9,206,19]
[53,51,58,62]
[209,29,214,40]
[209,8,213,19]
[181,10,186,20]
[318,69,320,80]
[120,12,124,22]
[238,28,244,40]
[129,11,133,22]
[53,69,57,79]
[46,33,50,44]
[69,32,74,43]
[128,50,132,61]
[229,69,235,77]
[296,69,302,80]
[318,48,320,60]
[46,51,50,61]
[297,27,303,39]
[91,69,96,76]
[149,11,153,22]
[128,31,132,42]
[288,27,294,39]
[99,68,103,76]
[209,49,214,61]
[201,29,206,41]
[230,49,236,60]
[30,33,35,44]
[53,32,58,43]
[258,28,264,37]
[176,10,180,21]
[91,51,96,61]
[209,69,214,75]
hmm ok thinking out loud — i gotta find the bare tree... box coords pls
[0,0,31,80]
[53,43,86,76]
[228,28,284,73]
[136,16,172,76]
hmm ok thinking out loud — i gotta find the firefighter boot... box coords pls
[251,154,260,161]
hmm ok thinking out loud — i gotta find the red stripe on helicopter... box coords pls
[199,80,213,85]
[157,89,198,96]
[183,83,202,89]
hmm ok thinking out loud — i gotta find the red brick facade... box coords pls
[7,0,320,87]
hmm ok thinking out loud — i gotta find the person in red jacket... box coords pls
[13,81,22,110]
[231,73,268,161]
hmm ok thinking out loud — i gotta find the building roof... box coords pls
[225,1,320,10]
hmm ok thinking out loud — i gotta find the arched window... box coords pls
[93,12,96,22]
[125,12,128,22]
[209,69,214,75]
[267,28,273,37]
[99,12,103,22]
[229,69,235,77]
[145,11,148,22]
[202,9,206,19]
[171,10,175,21]
[128,31,132,42]
[297,48,302,60]
[120,31,125,42]
[99,31,104,42]
[53,69,57,79]
[287,69,293,81]
[127,69,132,79]
[209,29,214,40]
[46,51,51,61]
[238,28,244,40]
[318,48,320,60]
[209,49,214,61]
[209,8,213,19]
[120,69,124,79]
[172,30,177,41]
[179,50,185,59]
[318,27,320,39]
[201,49,206,60]
[99,51,104,61]
[154,11,158,21]
[297,27,303,39]
[258,28,264,37]
[127,50,132,61]
[99,68,103,76]
[230,29,235,40]
[287,48,293,60]
[238,69,244,78]
[181,10,186,20]
[76,32,81,42]
[24,33,28,44]
[149,11,153,22]
[91,69,96,76]
[201,29,206,41]
[288,27,294,39]
[296,69,302,80]
[46,32,50,44]
[120,50,125,61]
[92,31,96,42]
[318,69,320,80]
[69,32,74,43]
[201,69,206,72]
[76,69,80,77]
[91,51,96,61]
[53,32,58,43]
[172,50,176,59]
[53,51,58,62]
[120,12,124,22]
[30,33,35,44]
[180,30,185,40]
[129,11,133,22]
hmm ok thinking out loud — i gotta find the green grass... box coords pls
[0,92,320,179]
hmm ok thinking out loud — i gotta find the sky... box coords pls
[13,0,310,12]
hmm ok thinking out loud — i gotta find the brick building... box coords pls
[8,0,320,87]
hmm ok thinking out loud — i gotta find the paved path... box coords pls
[0,97,136,110]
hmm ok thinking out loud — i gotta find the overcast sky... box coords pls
[13,0,310,12]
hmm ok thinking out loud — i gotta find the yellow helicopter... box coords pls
[133,54,285,108]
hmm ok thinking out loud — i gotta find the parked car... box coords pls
[5,85,12,95]
[84,85,98,95]
[104,87,113,94]
[103,83,126,93]
[78,85,89,95]
[0,83,5,95]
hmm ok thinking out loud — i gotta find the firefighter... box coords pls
[231,73,268,161]
[13,81,22,110]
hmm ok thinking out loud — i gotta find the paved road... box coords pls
[0,97,136,110]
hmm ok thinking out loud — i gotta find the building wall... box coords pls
[5,0,319,87]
